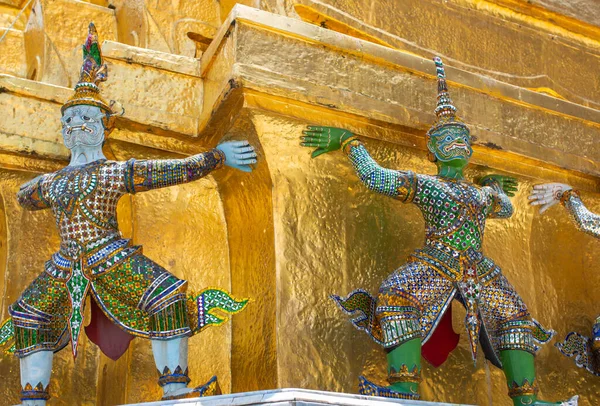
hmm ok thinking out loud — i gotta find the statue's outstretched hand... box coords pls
[479,175,519,197]
[300,126,354,158]
[528,183,573,214]
[216,140,257,173]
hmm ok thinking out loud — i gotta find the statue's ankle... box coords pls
[510,395,564,406]
[157,365,190,397]
[20,401,47,406]
[511,395,537,406]
[387,361,420,396]
[20,383,50,406]
[387,381,418,395]
[163,382,187,394]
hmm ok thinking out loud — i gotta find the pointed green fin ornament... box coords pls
[0,318,16,354]
[331,289,384,345]
[531,318,556,346]
[188,288,249,334]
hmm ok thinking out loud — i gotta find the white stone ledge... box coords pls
[123,389,474,406]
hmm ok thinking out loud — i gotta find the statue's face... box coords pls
[61,105,105,150]
[427,125,472,165]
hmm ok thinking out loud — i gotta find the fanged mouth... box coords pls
[443,143,469,153]
[65,125,94,135]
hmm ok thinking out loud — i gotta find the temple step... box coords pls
[121,388,475,406]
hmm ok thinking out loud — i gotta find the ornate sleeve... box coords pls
[16,175,51,211]
[343,138,417,203]
[560,190,600,239]
[481,179,513,219]
[124,149,225,194]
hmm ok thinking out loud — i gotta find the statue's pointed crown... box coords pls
[62,23,112,114]
[427,56,468,135]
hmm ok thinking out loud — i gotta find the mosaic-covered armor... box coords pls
[338,140,540,362]
[561,190,600,238]
[0,23,256,405]
[530,185,600,376]
[301,57,577,406]
[10,152,228,358]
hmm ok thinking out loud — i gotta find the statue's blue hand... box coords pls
[216,140,257,173]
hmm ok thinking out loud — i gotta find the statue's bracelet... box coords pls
[479,177,499,187]
[559,189,579,205]
[214,147,227,164]
[341,135,360,153]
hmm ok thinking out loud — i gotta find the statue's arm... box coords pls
[123,140,257,194]
[343,138,417,203]
[561,190,600,239]
[480,177,514,219]
[529,183,600,238]
[300,126,417,202]
[16,175,51,210]
[124,149,226,194]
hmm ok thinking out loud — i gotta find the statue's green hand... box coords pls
[479,175,519,197]
[300,126,354,158]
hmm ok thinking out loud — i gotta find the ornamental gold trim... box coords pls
[157,366,191,387]
[21,382,50,401]
[508,379,539,398]
[560,189,580,205]
[388,364,421,384]
[342,137,360,154]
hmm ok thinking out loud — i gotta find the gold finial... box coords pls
[62,22,112,114]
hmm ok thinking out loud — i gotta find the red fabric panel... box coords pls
[85,298,134,361]
[421,306,460,367]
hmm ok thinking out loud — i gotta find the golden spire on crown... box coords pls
[62,22,112,114]
[427,56,468,135]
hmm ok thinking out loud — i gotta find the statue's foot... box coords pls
[512,395,578,406]
[161,376,221,400]
[555,396,578,406]
[358,376,419,400]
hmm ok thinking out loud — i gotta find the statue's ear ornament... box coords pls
[108,100,125,117]
[101,101,124,135]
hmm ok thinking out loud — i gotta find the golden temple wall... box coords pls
[0,1,598,405]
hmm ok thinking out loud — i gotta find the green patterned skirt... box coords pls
[2,252,247,358]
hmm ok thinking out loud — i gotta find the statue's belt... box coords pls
[408,244,500,285]
[408,243,503,361]
[45,238,141,280]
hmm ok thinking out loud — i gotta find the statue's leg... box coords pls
[335,262,443,400]
[9,272,69,406]
[149,297,221,400]
[501,349,541,406]
[94,255,226,399]
[356,300,422,400]
[149,298,192,398]
[152,335,190,397]
[501,349,577,405]
[19,350,53,406]
[479,272,576,405]
[386,338,421,394]
[368,264,426,399]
